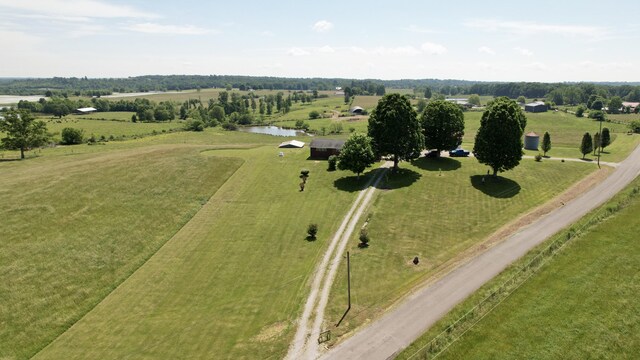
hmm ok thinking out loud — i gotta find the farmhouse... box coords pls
[75,107,97,114]
[525,101,547,113]
[445,98,473,109]
[310,139,345,159]
[349,106,364,115]
[279,140,305,148]
[622,102,639,111]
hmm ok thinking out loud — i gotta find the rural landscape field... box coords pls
[2,1,640,359]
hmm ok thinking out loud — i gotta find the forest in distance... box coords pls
[1,75,640,103]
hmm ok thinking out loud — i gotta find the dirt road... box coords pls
[321,143,640,360]
[286,162,392,360]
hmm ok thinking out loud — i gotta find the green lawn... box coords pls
[460,111,640,162]
[73,111,136,121]
[32,144,368,359]
[42,117,183,141]
[402,177,640,359]
[0,146,243,359]
[324,157,597,342]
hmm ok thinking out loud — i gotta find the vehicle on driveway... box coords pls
[425,150,440,158]
[449,148,470,157]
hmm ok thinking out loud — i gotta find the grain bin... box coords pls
[524,132,540,150]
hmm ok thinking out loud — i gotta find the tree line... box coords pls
[2,76,639,103]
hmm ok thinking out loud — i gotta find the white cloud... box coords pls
[312,20,334,33]
[421,42,447,55]
[124,23,213,35]
[317,45,335,54]
[465,19,607,39]
[260,30,275,37]
[514,47,534,56]
[0,0,158,19]
[350,46,367,54]
[478,46,495,55]
[523,62,547,71]
[402,25,438,34]
[287,47,310,56]
[373,46,422,56]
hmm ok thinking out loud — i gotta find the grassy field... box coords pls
[72,111,136,121]
[459,110,640,162]
[0,146,243,359]
[324,157,598,342]
[32,142,369,359]
[42,116,183,141]
[399,177,640,359]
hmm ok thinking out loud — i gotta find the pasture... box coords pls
[31,140,368,359]
[399,177,640,359]
[0,146,243,359]
[324,157,599,341]
[42,116,182,142]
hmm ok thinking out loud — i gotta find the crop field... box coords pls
[30,140,369,359]
[0,145,243,359]
[324,157,598,341]
[399,177,640,359]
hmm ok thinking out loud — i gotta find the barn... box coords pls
[75,107,98,114]
[349,106,364,115]
[525,101,547,113]
[309,139,345,159]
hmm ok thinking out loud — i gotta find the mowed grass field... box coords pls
[42,116,183,141]
[32,143,369,359]
[459,110,639,162]
[0,146,243,359]
[401,177,640,359]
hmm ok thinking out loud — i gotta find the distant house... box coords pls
[75,107,97,114]
[525,101,547,113]
[349,106,364,115]
[279,140,305,148]
[310,139,345,159]
[445,98,472,109]
[622,102,639,111]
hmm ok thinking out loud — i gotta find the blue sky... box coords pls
[0,0,638,81]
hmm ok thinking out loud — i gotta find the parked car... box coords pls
[449,148,470,157]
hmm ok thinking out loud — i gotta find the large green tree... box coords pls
[0,109,49,159]
[337,133,376,179]
[420,100,465,155]
[608,96,623,114]
[580,132,593,159]
[368,93,424,171]
[473,97,527,176]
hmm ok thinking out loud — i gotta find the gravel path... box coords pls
[285,161,392,360]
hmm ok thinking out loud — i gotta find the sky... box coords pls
[0,0,638,82]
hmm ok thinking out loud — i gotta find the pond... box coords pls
[238,126,307,137]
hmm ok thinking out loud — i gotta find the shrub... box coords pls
[221,122,238,131]
[629,120,640,134]
[309,110,321,119]
[307,223,318,240]
[534,154,542,162]
[184,119,205,132]
[575,106,585,117]
[60,127,84,145]
[359,228,370,247]
[327,155,337,171]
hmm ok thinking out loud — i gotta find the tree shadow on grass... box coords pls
[470,175,521,198]
[411,157,461,172]
[379,168,421,190]
[333,167,421,192]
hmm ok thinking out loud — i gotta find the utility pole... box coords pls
[597,117,603,169]
[336,251,351,327]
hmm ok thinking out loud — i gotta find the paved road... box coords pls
[321,142,640,360]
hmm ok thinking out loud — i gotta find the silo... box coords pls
[524,132,540,150]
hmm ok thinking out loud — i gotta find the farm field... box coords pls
[0,145,243,359]
[323,156,599,342]
[42,116,183,141]
[32,141,371,359]
[400,177,640,359]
